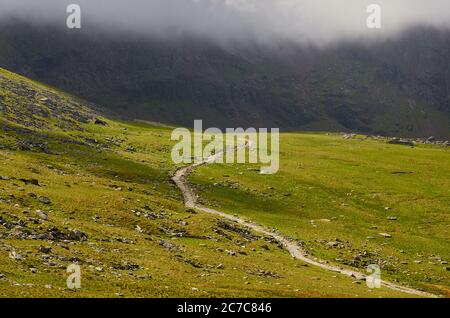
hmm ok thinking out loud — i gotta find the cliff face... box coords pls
[1,20,449,138]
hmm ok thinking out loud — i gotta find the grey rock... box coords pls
[35,210,48,220]
[20,178,39,186]
[38,196,51,204]
[388,138,414,146]
[94,118,108,126]
[326,241,342,248]
[9,251,23,260]
[37,246,51,254]
[114,262,139,271]
[67,229,88,241]
[158,240,179,251]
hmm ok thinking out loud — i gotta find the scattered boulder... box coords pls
[116,237,134,244]
[158,240,180,252]
[183,258,202,268]
[226,250,236,256]
[38,196,51,204]
[94,118,108,126]
[37,246,51,254]
[326,241,343,248]
[35,210,48,220]
[388,138,414,147]
[378,233,392,238]
[135,225,143,233]
[217,220,259,241]
[114,262,140,271]
[86,138,98,144]
[9,251,23,260]
[251,269,280,278]
[67,229,88,241]
[20,178,39,186]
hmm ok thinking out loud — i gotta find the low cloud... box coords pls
[1,0,449,45]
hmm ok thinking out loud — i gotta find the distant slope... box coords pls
[0,21,449,138]
[0,68,97,131]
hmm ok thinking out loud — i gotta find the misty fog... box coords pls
[0,0,449,46]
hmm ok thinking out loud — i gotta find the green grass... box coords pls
[190,133,450,296]
[0,125,411,298]
[0,67,416,298]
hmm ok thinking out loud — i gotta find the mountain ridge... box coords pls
[0,20,449,138]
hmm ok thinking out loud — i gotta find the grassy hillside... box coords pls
[190,133,450,296]
[0,68,419,298]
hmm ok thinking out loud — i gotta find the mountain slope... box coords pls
[2,67,418,297]
[0,21,449,138]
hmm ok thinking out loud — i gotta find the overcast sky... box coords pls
[1,0,449,45]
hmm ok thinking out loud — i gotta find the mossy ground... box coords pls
[0,68,445,298]
[0,122,413,298]
[190,133,450,297]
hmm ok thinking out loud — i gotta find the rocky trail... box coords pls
[172,142,438,298]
